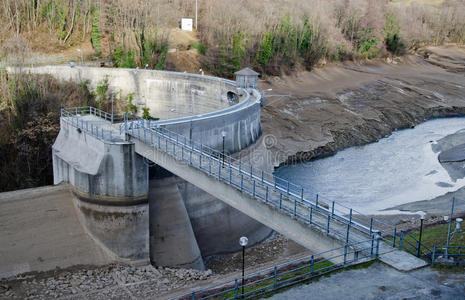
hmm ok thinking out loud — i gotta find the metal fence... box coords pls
[431,245,465,265]
[172,237,380,300]
[61,106,427,257]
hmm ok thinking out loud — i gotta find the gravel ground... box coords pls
[0,264,212,299]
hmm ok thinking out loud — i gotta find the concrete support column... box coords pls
[149,177,205,270]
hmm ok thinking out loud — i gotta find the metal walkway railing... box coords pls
[61,107,427,255]
[172,237,379,300]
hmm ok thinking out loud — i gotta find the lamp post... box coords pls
[221,131,226,166]
[239,236,248,298]
[418,215,425,257]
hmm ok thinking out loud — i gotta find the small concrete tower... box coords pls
[235,67,259,89]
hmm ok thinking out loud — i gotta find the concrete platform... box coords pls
[378,246,429,271]
[0,185,113,279]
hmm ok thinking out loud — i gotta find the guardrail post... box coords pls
[199,153,202,169]
[229,167,232,184]
[158,135,161,149]
[344,244,348,264]
[286,181,290,196]
[209,157,212,175]
[371,235,374,256]
[239,160,242,173]
[253,180,256,197]
[310,255,314,274]
[309,207,313,224]
[273,266,278,288]
[349,209,353,224]
[279,193,282,209]
[375,231,381,257]
[265,186,269,203]
[189,148,192,165]
[316,194,319,208]
[240,174,243,191]
[369,217,373,236]
[331,201,335,217]
[416,240,420,257]
[301,188,304,203]
[261,171,264,184]
[327,215,331,234]
[250,165,253,179]
[218,162,221,180]
[234,279,238,300]
[392,226,397,248]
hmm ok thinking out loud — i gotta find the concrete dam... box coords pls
[3,66,427,276]
[18,66,268,271]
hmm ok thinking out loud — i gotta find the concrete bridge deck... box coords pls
[123,121,427,271]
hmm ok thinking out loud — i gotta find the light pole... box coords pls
[418,215,425,257]
[221,131,226,166]
[239,236,248,298]
[195,0,198,30]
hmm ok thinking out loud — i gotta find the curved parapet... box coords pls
[12,66,240,120]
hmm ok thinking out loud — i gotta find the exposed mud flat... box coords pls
[259,45,465,168]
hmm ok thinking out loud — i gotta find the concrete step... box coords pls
[378,246,429,271]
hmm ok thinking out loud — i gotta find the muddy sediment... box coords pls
[259,46,465,168]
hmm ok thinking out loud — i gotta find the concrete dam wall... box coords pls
[31,66,270,269]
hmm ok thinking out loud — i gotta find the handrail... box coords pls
[60,106,428,255]
[171,237,380,300]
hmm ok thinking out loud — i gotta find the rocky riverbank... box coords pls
[258,46,465,168]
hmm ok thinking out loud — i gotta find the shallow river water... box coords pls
[274,118,465,214]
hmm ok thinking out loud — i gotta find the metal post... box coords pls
[229,167,232,184]
[375,231,381,257]
[234,279,238,300]
[344,244,347,264]
[279,193,283,209]
[349,209,353,224]
[265,186,269,203]
[240,174,243,191]
[241,246,245,298]
[309,207,313,224]
[273,266,277,288]
[261,171,264,184]
[209,157,212,175]
[369,217,373,236]
[222,135,225,167]
[252,180,256,197]
[331,201,335,217]
[446,197,456,259]
[327,215,331,233]
[286,181,290,196]
[310,255,314,274]
[418,217,424,257]
[316,194,319,207]
[392,226,397,248]
[250,165,253,179]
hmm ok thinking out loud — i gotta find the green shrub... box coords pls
[190,42,206,55]
[384,13,404,55]
[142,107,159,120]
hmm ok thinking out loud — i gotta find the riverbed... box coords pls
[275,118,465,215]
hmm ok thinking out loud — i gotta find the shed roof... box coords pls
[234,67,259,76]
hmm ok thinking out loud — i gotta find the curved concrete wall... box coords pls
[53,120,149,262]
[17,66,238,120]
